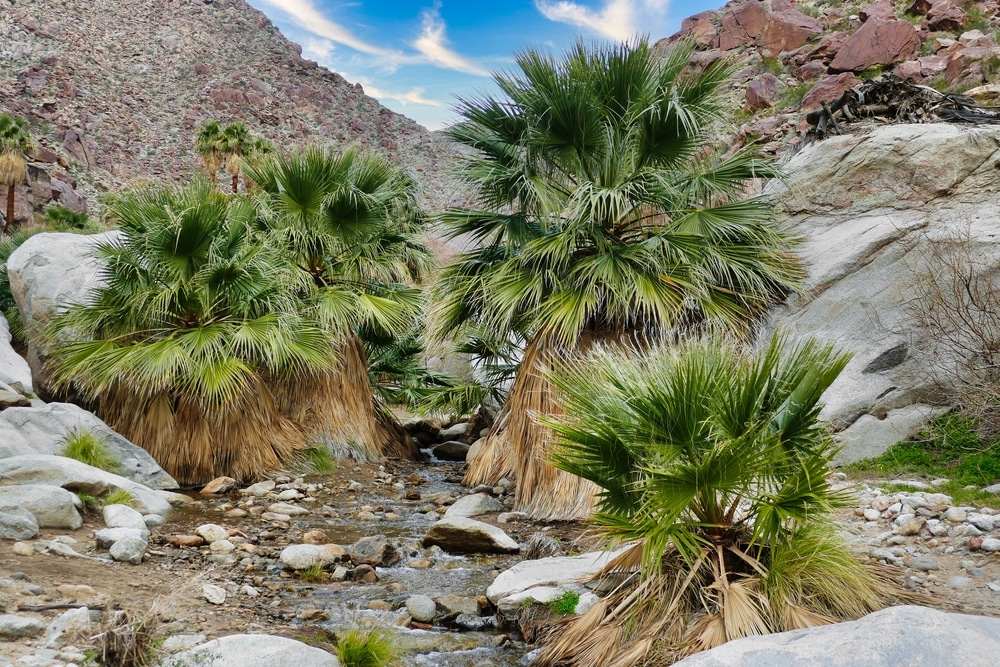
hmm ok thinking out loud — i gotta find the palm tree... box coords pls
[194,120,224,188]
[46,181,336,484]
[0,114,33,234]
[535,335,906,666]
[219,121,251,193]
[434,39,802,520]
[245,146,433,460]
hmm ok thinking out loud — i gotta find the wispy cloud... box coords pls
[255,0,404,61]
[413,5,491,77]
[365,85,445,108]
[535,0,668,42]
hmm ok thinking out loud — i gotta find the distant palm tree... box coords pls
[0,114,33,233]
[246,146,433,460]
[434,39,801,520]
[47,181,335,484]
[536,335,906,666]
[194,120,224,188]
[219,120,251,193]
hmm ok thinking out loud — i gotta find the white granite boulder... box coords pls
[159,634,340,667]
[0,484,82,529]
[422,517,519,554]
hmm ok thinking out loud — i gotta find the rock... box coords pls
[802,73,861,110]
[200,476,237,494]
[110,535,148,564]
[422,517,519,554]
[967,513,995,532]
[209,540,235,553]
[444,493,505,519]
[202,584,227,605]
[745,74,781,111]
[757,10,823,56]
[103,503,147,531]
[167,535,205,547]
[672,605,1000,666]
[349,535,399,567]
[12,541,34,556]
[466,437,486,464]
[0,506,39,540]
[909,556,940,571]
[144,514,165,529]
[0,485,82,529]
[161,634,208,652]
[0,314,32,393]
[859,0,896,23]
[438,422,470,441]
[0,389,30,409]
[44,606,90,648]
[405,594,437,622]
[718,0,766,51]
[497,584,589,615]
[764,124,1000,458]
[0,402,175,489]
[56,584,97,600]
[435,594,479,621]
[195,524,229,544]
[240,480,275,496]
[487,548,629,605]
[432,441,470,461]
[0,614,45,639]
[302,530,328,544]
[834,406,948,465]
[829,20,920,72]
[895,515,926,536]
[677,11,718,48]
[981,538,1000,552]
[863,508,881,521]
[351,564,379,583]
[266,501,309,516]
[95,527,148,548]
[943,507,968,522]
[453,613,498,631]
[160,634,340,667]
[0,455,171,515]
[280,543,347,570]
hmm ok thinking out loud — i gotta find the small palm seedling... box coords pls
[534,334,910,666]
[336,625,399,667]
[62,428,120,472]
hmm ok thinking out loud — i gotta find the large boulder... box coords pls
[757,10,823,56]
[0,455,172,516]
[829,19,920,72]
[6,231,119,399]
[0,484,82,529]
[0,314,32,393]
[0,402,175,489]
[444,492,505,519]
[765,124,1000,462]
[673,605,1000,666]
[422,517,519,554]
[487,548,628,606]
[159,634,340,667]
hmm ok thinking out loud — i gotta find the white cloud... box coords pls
[413,5,491,77]
[366,85,445,108]
[535,0,668,42]
[302,37,336,61]
[255,0,404,62]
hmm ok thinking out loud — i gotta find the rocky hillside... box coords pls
[665,0,1000,153]
[0,0,458,221]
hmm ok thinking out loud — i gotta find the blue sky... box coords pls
[247,1,724,130]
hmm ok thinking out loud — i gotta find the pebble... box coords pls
[195,524,229,544]
[909,556,940,571]
[405,594,437,622]
[863,508,880,521]
[202,583,227,604]
[982,538,1000,552]
[12,541,33,556]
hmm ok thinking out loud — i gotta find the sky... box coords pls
[246,0,725,130]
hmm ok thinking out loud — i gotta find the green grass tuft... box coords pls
[103,488,140,509]
[76,492,102,514]
[336,626,399,667]
[296,564,328,583]
[547,590,580,616]
[297,447,337,474]
[844,413,1000,498]
[62,428,120,472]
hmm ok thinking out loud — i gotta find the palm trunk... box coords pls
[4,185,14,234]
[232,174,239,193]
[464,332,600,521]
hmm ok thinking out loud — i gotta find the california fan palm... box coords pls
[0,114,33,234]
[47,181,335,484]
[245,146,432,460]
[534,335,908,666]
[435,39,801,519]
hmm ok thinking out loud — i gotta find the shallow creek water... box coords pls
[165,459,528,666]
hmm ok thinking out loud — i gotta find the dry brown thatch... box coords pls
[464,333,602,521]
[99,375,305,486]
[271,334,416,462]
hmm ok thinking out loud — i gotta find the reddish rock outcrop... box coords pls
[802,72,861,110]
[745,73,782,111]
[860,0,896,23]
[829,20,921,72]
[758,10,824,56]
[718,0,767,50]
[679,11,718,48]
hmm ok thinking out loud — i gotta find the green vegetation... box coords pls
[537,334,903,666]
[965,4,992,32]
[103,488,139,509]
[295,564,329,582]
[45,205,93,231]
[336,626,399,667]
[76,492,102,514]
[547,590,580,616]
[62,428,120,472]
[297,447,337,474]
[0,113,33,234]
[435,38,801,520]
[777,80,814,110]
[844,413,1000,504]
